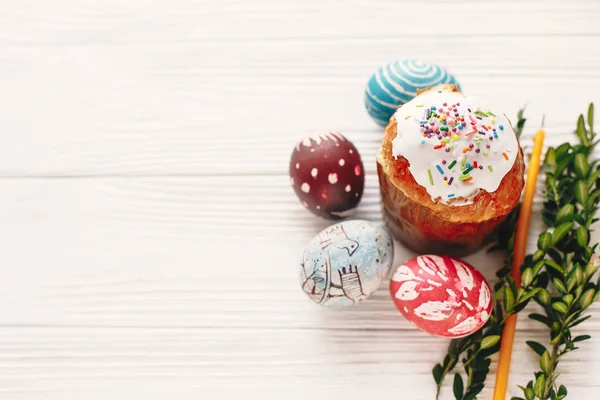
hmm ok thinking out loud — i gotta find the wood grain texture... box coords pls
[1,0,600,399]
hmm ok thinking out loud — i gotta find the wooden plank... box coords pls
[0,176,583,398]
[0,0,598,47]
[0,40,596,176]
[0,325,598,400]
[0,178,592,328]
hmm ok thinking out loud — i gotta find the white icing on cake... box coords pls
[391,90,519,205]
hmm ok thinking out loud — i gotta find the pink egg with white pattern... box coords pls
[289,132,364,219]
[389,255,492,338]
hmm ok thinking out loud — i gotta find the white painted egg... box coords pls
[300,220,394,307]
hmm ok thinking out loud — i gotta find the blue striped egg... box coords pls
[364,59,461,127]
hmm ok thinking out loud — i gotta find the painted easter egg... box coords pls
[389,255,492,338]
[365,59,461,127]
[290,132,364,219]
[300,220,394,307]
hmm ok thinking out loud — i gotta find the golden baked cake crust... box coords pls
[376,84,525,255]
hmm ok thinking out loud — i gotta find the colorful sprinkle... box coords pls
[448,160,457,169]
[488,165,494,172]
[436,165,444,175]
[405,115,412,120]
[502,152,509,160]
[463,177,473,183]
[459,174,470,181]
[434,144,444,150]
[427,169,434,186]
[416,104,424,108]
[463,166,475,175]
[448,177,454,185]
[463,147,472,153]
[465,130,477,136]
[448,193,455,198]
[499,125,504,130]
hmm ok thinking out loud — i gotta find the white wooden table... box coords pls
[1,1,600,399]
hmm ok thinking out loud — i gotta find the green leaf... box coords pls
[574,153,590,179]
[521,268,534,288]
[576,226,590,247]
[532,249,545,263]
[552,222,573,245]
[575,266,584,286]
[481,335,501,349]
[526,340,547,356]
[537,232,552,251]
[519,288,541,304]
[575,180,589,206]
[577,114,587,144]
[544,147,557,168]
[552,277,568,294]
[580,288,595,309]
[586,258,600,277]
[563,293,574,305]
[570,314,592,328]
[537,289,551,305]
[534,374,546,398]
[551,330,564,345]
[556,385,567,399]
[573,334,592,343]
[553,301,568,314]
[504,285,516,313]
[545,260,565,274]
[453,373,464,399]
[555,142,571,159]
[540,350,552,375]
[588,102,594,134]
[524,387,535,400]
[432,363,443,384]
[567,273,578,292]
[464,383,484,398]
[555,204,575,224]
[589,188,600,208]
[587,169,600,189]
[532,261,545,276]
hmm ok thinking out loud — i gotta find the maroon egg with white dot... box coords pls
[289,132,364,219]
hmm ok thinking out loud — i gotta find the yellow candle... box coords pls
[493,125,545,400]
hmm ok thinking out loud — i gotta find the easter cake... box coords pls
[376,84,525,255]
